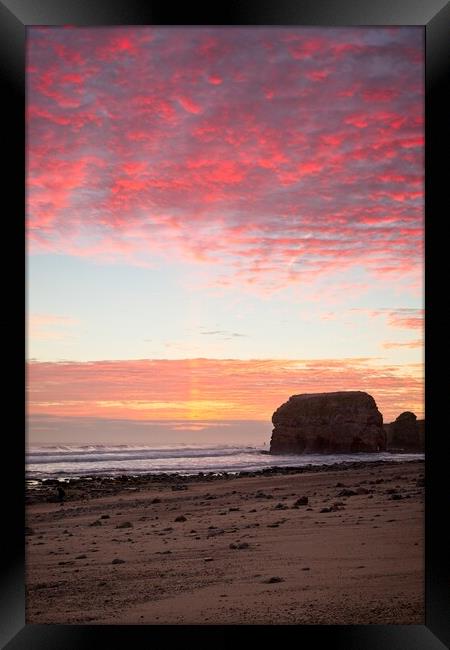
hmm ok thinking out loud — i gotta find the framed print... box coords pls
[1,1,449,648]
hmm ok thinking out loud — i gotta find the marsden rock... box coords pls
[270,391,385,454]
[385,411,424,452]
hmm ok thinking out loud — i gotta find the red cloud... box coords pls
[177,96,202,114]
[96,34,138,61]
[305,69,330,81]
[288,37,326,60]
[53,42,86,65]
[362,89,399,102]
[297,161,323,175]
[26,27,424,294]
[208,75,223,85]
[27,157,91,230]
[345,113,369,128]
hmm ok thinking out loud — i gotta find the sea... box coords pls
[26,443,424,481]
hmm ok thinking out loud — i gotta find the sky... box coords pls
[26,26,424,445]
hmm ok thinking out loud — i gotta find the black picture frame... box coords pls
[2,1,449,648]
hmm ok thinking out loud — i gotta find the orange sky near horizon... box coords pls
[27,357,424,424]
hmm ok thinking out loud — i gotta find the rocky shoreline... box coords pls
[26,457,424,505]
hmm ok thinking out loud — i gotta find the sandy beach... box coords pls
[25,459,424,625]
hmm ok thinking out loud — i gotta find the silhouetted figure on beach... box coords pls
[57,486,66,504]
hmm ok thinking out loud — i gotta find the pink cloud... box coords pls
[287,37,327,60]
[96,34,140,61]
[208,75,223,85]
[52,42,86,65]
[297,161,323,175]
[26,27,424,294]
[351,308,424,332]
[382,340,423,349]
[177,96,202,114]
[305,69,331,81]
[27,357,424,423]
[387,311,424,330]
[362,88,399,102]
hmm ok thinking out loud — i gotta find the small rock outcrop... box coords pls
[270,391,385,454]
[385,412,424,452]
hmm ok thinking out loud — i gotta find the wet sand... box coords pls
[26,459,424,624]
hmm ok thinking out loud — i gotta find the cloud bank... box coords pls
[28,357,424,423]
[27,27,424,292]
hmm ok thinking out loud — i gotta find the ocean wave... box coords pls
[26,445,263,465]
[25,445,424,480]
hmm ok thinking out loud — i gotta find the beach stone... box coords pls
[174,515,187,522]
[270,391,385,454]
[111,558,126,564]
[293,496,309,507]
[337,489,358,497]
[263,576,284,584]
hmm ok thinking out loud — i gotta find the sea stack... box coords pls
[270,391,385,454]
[385,411,424,452]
